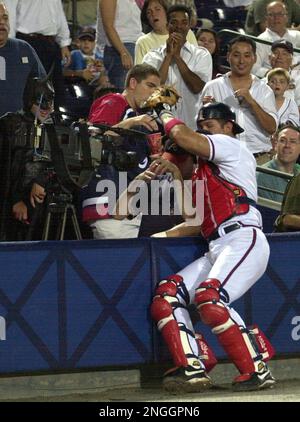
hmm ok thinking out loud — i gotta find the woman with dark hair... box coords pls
[196,28,225,79]
[135,0,197,64]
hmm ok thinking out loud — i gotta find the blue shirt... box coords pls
[0,38,46,116]
[68,50,103,71]
[257,158,300,202]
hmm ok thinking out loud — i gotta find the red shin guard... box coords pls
[195,333,217,373]
[151,297,188,367]
[217,324,257,375]
[249,325,275,362]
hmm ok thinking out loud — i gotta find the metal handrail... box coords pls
[256,165,292,180]
[257,196,281,211]
[217,29,300,54]
[256,165,293,209]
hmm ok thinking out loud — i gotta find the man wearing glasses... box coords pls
[257,124,300,202]
[246,0,300,36]
[252,1,300,77]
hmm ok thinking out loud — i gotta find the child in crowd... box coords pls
[267,68,299,126]
[63,27,105,85]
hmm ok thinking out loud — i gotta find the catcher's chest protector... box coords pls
[192,160,250,238]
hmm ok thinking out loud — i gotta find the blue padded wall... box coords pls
[0,233,299,373]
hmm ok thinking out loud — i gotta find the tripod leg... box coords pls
[60,206,68,240]
[70,205,82,240]
[43,211,52,240]
[26,205,42,241]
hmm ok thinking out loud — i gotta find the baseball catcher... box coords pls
[150,102,276,393]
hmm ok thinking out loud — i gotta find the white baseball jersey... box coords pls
[285,69,300,106]
[276,97,300,126]
[204,133,263,229]
[179,134,269,310]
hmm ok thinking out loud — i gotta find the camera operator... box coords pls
[0,2,51,240]
[81,64,162,239]
[8,147,48,240]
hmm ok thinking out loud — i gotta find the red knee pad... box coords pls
[195,278,221,305]
[154,274,184,297]
[195,279,229,329]
[198,302,230,328]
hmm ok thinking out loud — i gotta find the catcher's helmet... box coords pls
[197,102,244,134]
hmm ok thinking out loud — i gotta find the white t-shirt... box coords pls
[205,133,262,227]
[200,73,278,154]
[96,0,142,48]
[143,42,212,130]
[7,0,71,47]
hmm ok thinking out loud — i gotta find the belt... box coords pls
[253,151,270,158]
[17,32,56,42]
[207,222,241,242]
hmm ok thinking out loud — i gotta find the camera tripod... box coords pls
[42,192,82,240]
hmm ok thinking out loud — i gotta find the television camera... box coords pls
[0,67,151,240]
[0,108,150,240]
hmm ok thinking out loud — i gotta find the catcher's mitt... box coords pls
[141,85,181,113]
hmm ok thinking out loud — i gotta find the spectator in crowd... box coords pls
[196,28,225,79]
[8,0,71,110]
[0,2,46,116]
[200,36,277,165]
[267,39,300,109]
[245,0,300,36]
[274,169,300,231]
[81,64,161,239]
[143,4,212,130]
[96,0,142,91]
[252,1,300,78]
[164,0,198,27]
[63,27,104,83]
[266,67,299,125]
[257,124,300,202]
[135,0,197,65]
[166,0,214,29]
[63,26,109,119]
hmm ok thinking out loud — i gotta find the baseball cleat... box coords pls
[232,367,276,392]
[163,365,213,394]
